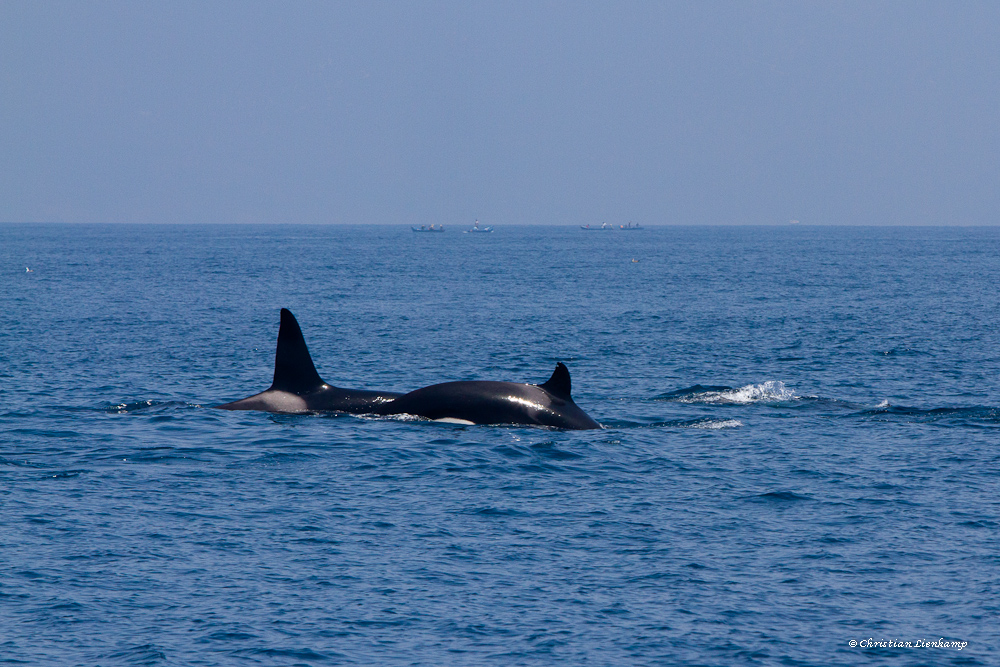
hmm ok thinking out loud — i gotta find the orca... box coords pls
[216,309,602,430]
[383,364,602,430]
[215,309,402,414]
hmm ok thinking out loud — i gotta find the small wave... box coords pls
[688,418,743,429]
[657,381,799,405]
[856,404,1000,424]
[597,418,742,429]
[105,400,157,413]
[240,647,343,662]
[104,400,192,414]
[654,384,733,400]
[101,643,167,665]
[472,506,521,517]
[346,412,427,423]
[530,441,584,460]
[752,491,813,502]
[41,469,88,480]
[877,347,930,357]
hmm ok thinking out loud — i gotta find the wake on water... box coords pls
[654,381,1000,426]
[656,380,801,405]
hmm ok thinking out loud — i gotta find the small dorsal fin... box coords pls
[539,362,572,399]
[270,309,326,394]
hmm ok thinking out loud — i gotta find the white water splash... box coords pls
[357,412,427,423]
[689,419,743,429]
[678,381,799,405]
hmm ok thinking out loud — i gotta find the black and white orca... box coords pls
[216,309,601,430]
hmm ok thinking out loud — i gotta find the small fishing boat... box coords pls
[466,219,493,233]
[412,224,445,232]
[580,222,613,230]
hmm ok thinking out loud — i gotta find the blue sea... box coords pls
[1,224,997,666]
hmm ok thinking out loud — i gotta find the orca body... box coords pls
[384,363,602,430]
[215,309,402,414]
[216,309,601,430]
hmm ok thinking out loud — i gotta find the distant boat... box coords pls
[580,222,642,230]
[412,224,445,232]
[466,219,493,233]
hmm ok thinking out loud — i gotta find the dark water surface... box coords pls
[1,224,998,666]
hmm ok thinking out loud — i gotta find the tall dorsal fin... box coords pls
[539,362,572,399]
[270,309,326,394]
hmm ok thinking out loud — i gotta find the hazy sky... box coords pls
[2,1,997,225]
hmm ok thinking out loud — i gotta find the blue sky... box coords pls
[2,1,997,224]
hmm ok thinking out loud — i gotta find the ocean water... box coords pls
[1,223,998,666]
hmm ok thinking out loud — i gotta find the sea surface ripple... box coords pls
[1,224,998,666]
